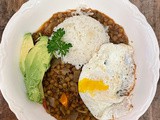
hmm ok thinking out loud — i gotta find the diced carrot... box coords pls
[43,99,48,110]
[59,93,68,107]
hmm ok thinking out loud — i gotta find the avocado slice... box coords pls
[36,36,48,46]
[25,36,49,75]
[20,33,34,75]
[24,36,52,103]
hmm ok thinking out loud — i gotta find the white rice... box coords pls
[55,15,110,69]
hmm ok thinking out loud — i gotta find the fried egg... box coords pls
[78,43,136,120]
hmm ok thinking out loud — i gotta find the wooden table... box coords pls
[0,0,159,120]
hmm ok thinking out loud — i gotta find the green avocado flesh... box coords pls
[20,33,34,75]
[20,35,52,103]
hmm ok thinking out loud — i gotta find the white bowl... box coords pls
[0,0,159,120]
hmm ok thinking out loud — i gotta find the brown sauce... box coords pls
[33,8,129,120]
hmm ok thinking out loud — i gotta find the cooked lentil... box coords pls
[33,8,129,120]
[43,59,97,120]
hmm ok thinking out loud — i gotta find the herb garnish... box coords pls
[47,28,72,57]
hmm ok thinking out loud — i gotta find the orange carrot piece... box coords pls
[43,99,48,110]
[59,93,68,107]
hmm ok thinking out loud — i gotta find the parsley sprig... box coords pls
[47,28,72,57]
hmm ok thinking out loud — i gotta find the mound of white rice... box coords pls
[55,15,110,69]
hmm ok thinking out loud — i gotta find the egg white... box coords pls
[78,43,136,120]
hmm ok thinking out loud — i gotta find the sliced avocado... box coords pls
[36,36,48,46]
[25,36,49,74]
[20,33,34,75]
[24,36,52,103]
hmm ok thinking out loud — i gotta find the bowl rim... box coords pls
[0,0,159,120]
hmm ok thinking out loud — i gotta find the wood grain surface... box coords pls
[0,0,159,120]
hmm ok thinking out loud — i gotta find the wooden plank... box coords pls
[0,0,159,120]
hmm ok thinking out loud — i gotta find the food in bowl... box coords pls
[19,8,136,120]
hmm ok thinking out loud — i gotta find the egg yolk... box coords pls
[79,78,109,95]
